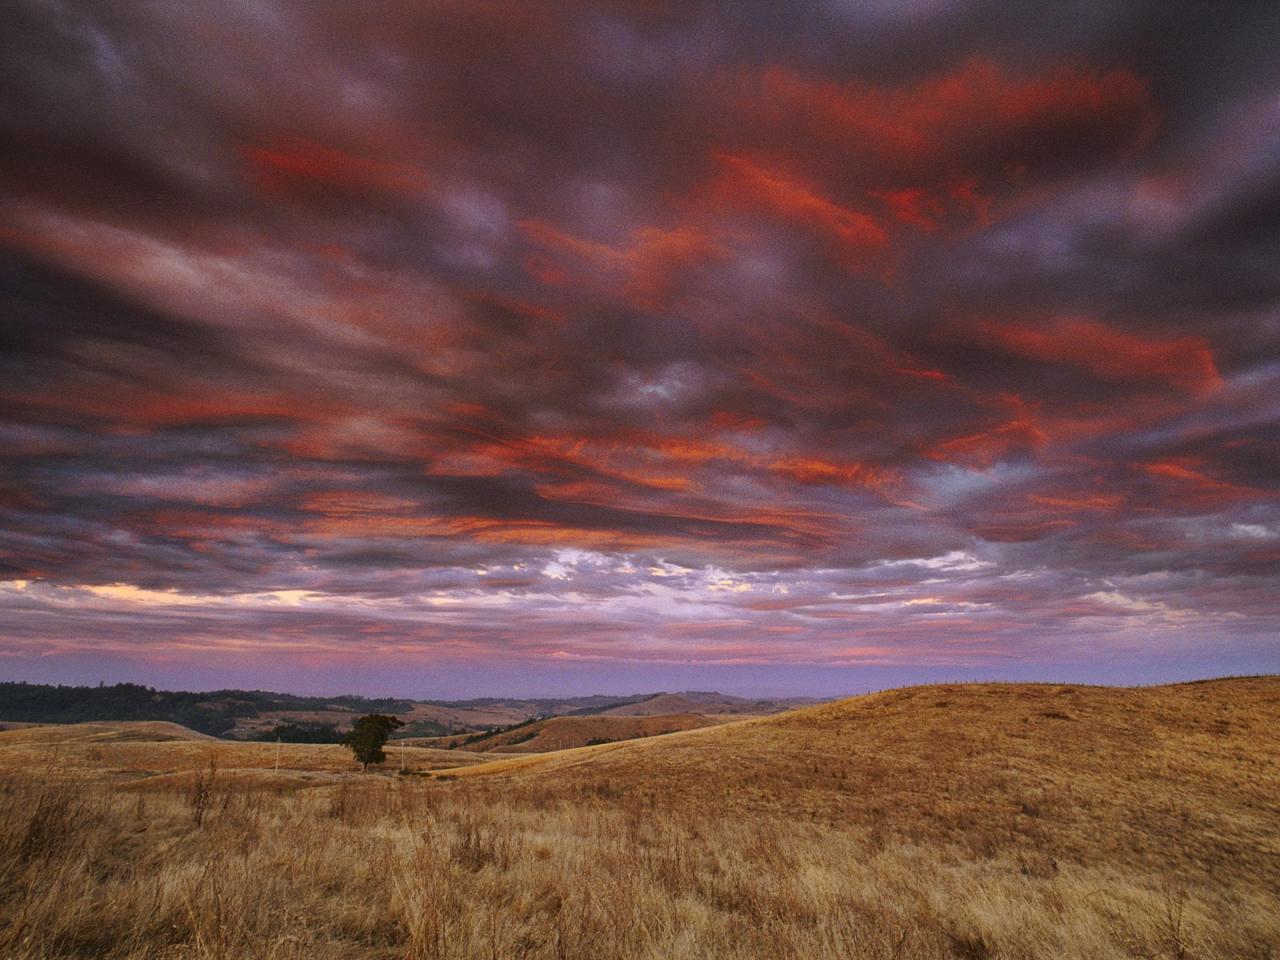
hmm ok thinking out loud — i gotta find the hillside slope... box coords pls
[2,679,1277,959]
[599,693,718,716]
[446,678,1280,881]
[0,720,491,782]
[444,712,722,753]
[0,720,217,743]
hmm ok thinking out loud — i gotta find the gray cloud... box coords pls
[1,0,1277,693]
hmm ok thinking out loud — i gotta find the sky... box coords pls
[1,1,1278,698]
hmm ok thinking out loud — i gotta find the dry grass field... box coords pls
[0,721,491,787]
[1,678,1277,959]
[226,701,558,739]
[403,712,724,753]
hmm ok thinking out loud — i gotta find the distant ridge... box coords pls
[404,713,723,753]
[0,681,819,739]
[601,691,821,716]
[0,720,216,744]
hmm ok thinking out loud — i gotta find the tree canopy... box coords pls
[342,714,405,771]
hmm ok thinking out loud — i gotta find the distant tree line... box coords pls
[420,694,651,716]
[251,722,344,744]
[457,714,546,748]
[391,718,454,739]
[0,682,416,738]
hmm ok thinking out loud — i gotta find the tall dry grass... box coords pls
[1,679,1277,959]
[2,768,1274,958]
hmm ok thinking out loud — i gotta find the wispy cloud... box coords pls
[1,0,1277,693]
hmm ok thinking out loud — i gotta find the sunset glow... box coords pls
[1,1,1277,695]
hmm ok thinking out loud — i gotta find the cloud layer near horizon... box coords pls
[1,0,1277,694]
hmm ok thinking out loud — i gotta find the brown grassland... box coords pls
[403,712,725,753]
[1,678,1277,959]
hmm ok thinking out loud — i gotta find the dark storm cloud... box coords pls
[0,0,1277,689]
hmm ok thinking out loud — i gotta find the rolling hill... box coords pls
[598,691,818,716]
[408,712,724,753]
[1,678,1276,959]
[0,681,809,740]
[431,677,1280,908]
[0,720,491,785]
[598,692,724,715]
[0,719,216,744]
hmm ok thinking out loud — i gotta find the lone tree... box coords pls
[342,714,404,771]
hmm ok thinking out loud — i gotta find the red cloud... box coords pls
[1027,491,1125,512]
[711,154,888,267]
[6,383,347,429]
[433,427,899,503]
[241,135,430,200]
[870,187,945,231]
[924,417,1048,467]
[1136,458,1267,509]
[971,317,1221,393]
[764,456,898,492]
[713,58,1155,238]
[919,389,1080,467]
[518,219,721,306]
[735,58,1155,183]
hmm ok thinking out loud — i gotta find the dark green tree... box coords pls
[342,714,404,771]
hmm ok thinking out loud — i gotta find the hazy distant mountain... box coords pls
[0,682,826,739]
[601,691,824,716]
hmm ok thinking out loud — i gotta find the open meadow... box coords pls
[2,678,1277,959]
